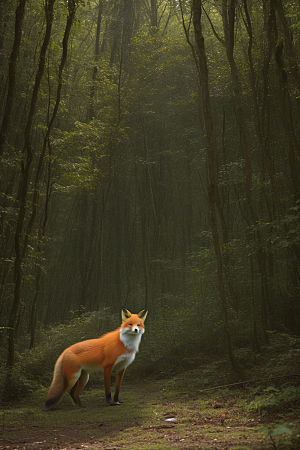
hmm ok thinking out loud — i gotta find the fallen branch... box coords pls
[198,374,300,392]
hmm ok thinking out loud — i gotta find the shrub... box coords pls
[17,309,117,387]
[0,363,36,403]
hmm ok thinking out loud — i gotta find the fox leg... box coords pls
[69,370,89,407]
[69,380,79,405]
[114,368,125,404]
[104,365,119,406]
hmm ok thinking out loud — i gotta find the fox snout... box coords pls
[132,326,139,333]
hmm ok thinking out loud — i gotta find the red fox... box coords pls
[43,308,148,410]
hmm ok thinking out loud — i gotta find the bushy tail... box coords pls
[43,357,66,411]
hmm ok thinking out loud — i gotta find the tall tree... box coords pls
[7,0,56,366]
[28,0,77,347]
[192,0,237,369]
[0,0,27,156]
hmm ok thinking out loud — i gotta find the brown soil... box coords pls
[0,390,294,450]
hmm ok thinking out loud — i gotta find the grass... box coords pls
[0,379,267,450]
[1,333,300,449]
[1,375,300,449]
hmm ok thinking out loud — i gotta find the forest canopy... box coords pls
[0,0,300,374]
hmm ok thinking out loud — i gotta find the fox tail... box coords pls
[43,357,66,411]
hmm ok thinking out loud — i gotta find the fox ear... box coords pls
[138,309,148,321]
[122,308,131,322]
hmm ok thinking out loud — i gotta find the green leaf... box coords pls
[264,386,279,393]
[256,426,269,436]
[271,424,293,437]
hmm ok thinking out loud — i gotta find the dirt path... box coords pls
[0,403,272,450]
[1,376,295,450]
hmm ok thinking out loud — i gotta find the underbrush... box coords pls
[1,309,300,408]
[20,309,117,384]
[0,309,117,402]
[248,384,300,415]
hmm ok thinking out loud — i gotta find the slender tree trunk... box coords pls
[215,106,238,310]
[109,1,122,66]
[0,0,27,156]
[151,0,157,28]
[222,0,270,338]
[7,0,56,367]
[0,0,9,68]
[88,0,103,119]
[193,0,237,370]
[271,3,300,201]
[122,0,133,72]
[28,0,77,348]
[274,0,300,100]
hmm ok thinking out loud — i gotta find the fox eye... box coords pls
[137,323,141,326]
[129,322,132,326]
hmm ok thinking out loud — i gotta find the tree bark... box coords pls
[222,0,270,338]
[151,0,157,28]
[29,0,77,347]
[7,0,56,367]
[193,0,237,370]
[0,0,27,156]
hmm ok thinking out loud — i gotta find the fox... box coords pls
[43,308,148,410]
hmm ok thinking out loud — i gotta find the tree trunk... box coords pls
[28,0,77,348]
[122,0,134,72]
[193,0,237,370]
[151,0,157,28]
[222,0,270,339]
[0,0,27,156]
[7,0,56,367]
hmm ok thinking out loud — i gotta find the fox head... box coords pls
[121,308,148,335]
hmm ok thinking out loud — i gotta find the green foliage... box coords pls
[257,421,299,449]
[16,309,117,387]
[0,364,36,403]
[249,385,300,415]
[1,0,300,381]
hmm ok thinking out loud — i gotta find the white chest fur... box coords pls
[112,352,136,373]
[112,327,144,373]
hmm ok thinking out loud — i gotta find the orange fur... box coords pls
[43,309,148,410]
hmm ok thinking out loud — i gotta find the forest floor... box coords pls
[1,333,300,450]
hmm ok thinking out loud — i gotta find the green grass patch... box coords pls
[1,368,300,449]
[1,326,300,449]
